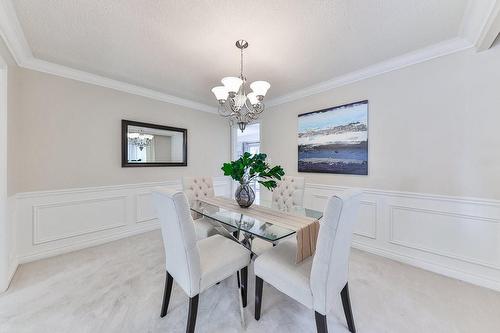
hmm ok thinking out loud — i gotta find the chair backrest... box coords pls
[310,189,362,315]
[182,177,215,207]
[152,189,201,297]
[271,176,305,211]
[182,177,215,220]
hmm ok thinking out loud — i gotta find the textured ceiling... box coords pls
[13,0,468,105]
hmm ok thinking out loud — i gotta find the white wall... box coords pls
[0,41,8,291]
[8,68,230,195]
[262,46,500,200]
[260,46,500,291]
[0,37,18,291]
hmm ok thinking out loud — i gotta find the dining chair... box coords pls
[254,189,362,333]
[153,189,251,333]
[271,176,305,211]
[182,176,218,239]
[250,176,306,255]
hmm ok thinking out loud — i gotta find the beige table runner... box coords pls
[199,196,320,263]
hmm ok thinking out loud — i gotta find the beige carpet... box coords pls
[0,231,499,333]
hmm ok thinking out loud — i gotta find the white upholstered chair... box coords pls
[254,189,362,333]
[182,177,218,240]
[271,176,305,211]
[251,176,306,255]
[153,189,251,333]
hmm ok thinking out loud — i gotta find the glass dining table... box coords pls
[191,198,323,256]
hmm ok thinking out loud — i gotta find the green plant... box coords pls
[221,152,285,190]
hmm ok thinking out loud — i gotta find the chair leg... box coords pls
[240,266,248,308]
[341,282,356,333]
[186,295,199,333]
[315,312,328,333]
[254,276,263,320]
[160,271,173,318]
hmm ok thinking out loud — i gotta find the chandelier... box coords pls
[211,40,270,132]
[128,131,153,151]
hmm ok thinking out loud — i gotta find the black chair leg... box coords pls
[186,295,199,333]
[254,276,263,320]
[341,282,356,333]
[160,271,173,318]
[240,266,248,308]
[315,312,328,333]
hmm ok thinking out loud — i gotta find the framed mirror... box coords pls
[122,120,187,167]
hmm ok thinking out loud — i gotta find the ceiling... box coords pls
[10,0,470,107]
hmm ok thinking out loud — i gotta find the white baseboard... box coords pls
[352,241,500,292]
[5,256,18,288]
[17,220,160,264]
[11,179,500,293]
[0,253,18,293]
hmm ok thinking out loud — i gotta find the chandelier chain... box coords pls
[240,47,244,79]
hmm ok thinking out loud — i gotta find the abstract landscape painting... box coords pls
[298,100,368,175]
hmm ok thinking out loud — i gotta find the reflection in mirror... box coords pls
[122,120,187,167]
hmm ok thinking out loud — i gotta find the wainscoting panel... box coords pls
[136,192,156,224]
[33,196,128,244]
[306,187,378,241]
[389,205,500,270]
[356,201,378,239]
[16,177,231,264]
[304,183,500,291]
[13,179,500,292]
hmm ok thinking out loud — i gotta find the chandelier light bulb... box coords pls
[221,77,243,94]
[211,86,229,101]
[250,81,271,97]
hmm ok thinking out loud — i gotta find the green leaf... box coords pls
[221,153,285,185]
[258,180,277,190]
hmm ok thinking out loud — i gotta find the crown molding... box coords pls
[21,57,217,113]
[0,0,31,65]
[0,0,217,114]
[460,0,500,51]
[267,38,473,107]
[474,1,500,51]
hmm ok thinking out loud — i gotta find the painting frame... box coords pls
[297,100,369,175]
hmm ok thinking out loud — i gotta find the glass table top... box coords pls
[191,198,323,242]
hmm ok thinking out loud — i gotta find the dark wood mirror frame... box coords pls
[121,120,188,167]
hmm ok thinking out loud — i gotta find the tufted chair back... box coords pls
[182,177,215,219]
[271,176,305,212]
[310,189,361,315]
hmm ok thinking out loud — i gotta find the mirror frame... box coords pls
[121,119,188,167]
